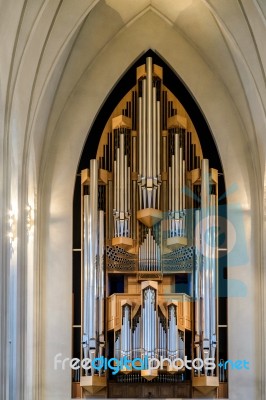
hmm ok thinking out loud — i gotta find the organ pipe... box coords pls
[83,159,99,376]
[193,160,217,376]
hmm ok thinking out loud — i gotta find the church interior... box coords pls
[0,1,265,399]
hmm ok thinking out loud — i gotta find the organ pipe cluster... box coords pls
[138,229,161,271]
[81,57,219,388]
[168,130,186,238]
[115,283,184,366]
[137,57,161,210]
[113,129,131,238]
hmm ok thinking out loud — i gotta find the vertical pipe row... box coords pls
[138,231,161,271]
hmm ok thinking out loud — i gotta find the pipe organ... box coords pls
[78,56,222,398]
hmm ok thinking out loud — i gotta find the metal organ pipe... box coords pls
[142,287,157,358]
[121,304,132,358]
[152,86,157,180]
[83,194,90,362]
[167,304,178,359]
[120,134,125,214]
[157,101,161,176]
[146,57,152,179]
[193,160,217,375]
[142,79,146,202]
[138,96,142,177]
[98,210,105,355]
[174,134,180,214]
[179,146,183,212]
[201,159,210,360]
[194,209,201,361]
[210,194,217,363]
[83,159,98,375]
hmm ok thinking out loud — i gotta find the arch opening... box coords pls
[72,50,227,399]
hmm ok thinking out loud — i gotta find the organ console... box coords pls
[78,56,222,398]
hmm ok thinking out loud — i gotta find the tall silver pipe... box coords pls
[169,166,172,234]
[210,194,217,363]
[108,181,113,239]
[120,134,125,214]
[90,159,98,343]
[172,155,175,217]
[142,79,147,181]
[174,134,180,214]
[124,154,128,214]
[133,180,137,239]
[116,148,120,214]
[183,159,186,211]
[201,159,210,358]
[113,161,117,213]
[83,194,90,353]
[139,97,143,176]
[157,101,161,176]
[194,209,201,360]
[83,159,98,375]
[128,166,131,235]
[179,146,183,212]
[98,210,104,343]
[152,86,157,178]
[121,305,131,357]
[146,57,153,178]
[143,301,147,356]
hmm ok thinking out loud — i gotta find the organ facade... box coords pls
[72,56,227,399]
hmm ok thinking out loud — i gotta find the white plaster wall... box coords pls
[39,9,262,400]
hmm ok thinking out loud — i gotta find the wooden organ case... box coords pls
[72,56,228,399]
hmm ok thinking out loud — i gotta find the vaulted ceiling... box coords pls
[0,0,265,184]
